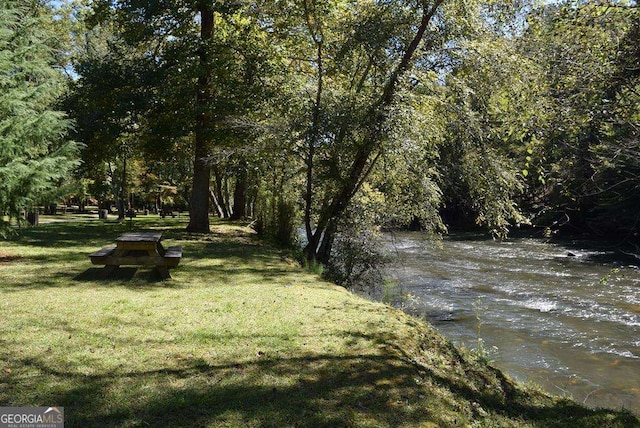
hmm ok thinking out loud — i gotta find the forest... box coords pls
[2,0,639,284]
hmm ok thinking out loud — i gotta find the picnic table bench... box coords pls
[89,232,182,279]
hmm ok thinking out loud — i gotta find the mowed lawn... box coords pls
[0,217,638,427]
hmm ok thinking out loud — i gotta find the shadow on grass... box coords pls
[11,221,128,249]
[73,268,138,282]
[14,354,423,427]
[73,267,188,289]
[5,218,281,288]
[10,330,639,428]
[10,218,193,250]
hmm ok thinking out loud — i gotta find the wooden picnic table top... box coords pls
[116,232,162,243]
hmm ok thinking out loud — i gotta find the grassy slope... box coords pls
[0,217,638,427]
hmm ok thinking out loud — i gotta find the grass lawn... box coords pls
[0,217,638,427]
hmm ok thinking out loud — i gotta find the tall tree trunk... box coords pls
[117,155,127,220]
[302,0,325,260]
[304,32,323,255]
[303,147,372,261]
[187,5,214,233]
[230,161,247,220]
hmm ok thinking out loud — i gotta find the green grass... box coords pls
[0,217,638,427]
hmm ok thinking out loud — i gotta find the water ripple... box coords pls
[384,232,640,413]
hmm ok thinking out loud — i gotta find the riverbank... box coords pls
[1,218,638,427]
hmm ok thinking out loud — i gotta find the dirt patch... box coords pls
[210,224,256,238]
[0,251,22,263]
[180,224,258,245]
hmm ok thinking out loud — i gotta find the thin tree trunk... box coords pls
[223,175,231,216]
[210,188,224,217]
[118,155,127,220]
[303,0,444,262]
[187,5,215,233]
[212,164,229,218]
[304,147,370,260]
[304,39,323,252]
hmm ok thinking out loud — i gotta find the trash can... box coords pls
[99,209,108,219]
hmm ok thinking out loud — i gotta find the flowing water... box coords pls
[384,232,640,413]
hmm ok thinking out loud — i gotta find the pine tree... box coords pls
[0,1,80,233]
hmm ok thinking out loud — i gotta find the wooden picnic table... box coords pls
[89,232,182,279]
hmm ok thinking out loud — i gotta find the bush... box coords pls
[254,195,298,248]
[325,223,387,292]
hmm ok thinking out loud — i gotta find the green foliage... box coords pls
[255,185,299,248]
[275,199,297,246]
[67,0,280,227]
[61,0,543,270]
[374,89,447,232]
[0,1,80,233]
[520,2,640,236]
[380,279,403,306]
[324,219,387,290]
[251,131,302,248]
[284,0,454,262]
[303,257,325,276]
[430,32,534,235]
[262,0,538,276]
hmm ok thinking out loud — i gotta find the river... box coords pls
[384,232,640,413]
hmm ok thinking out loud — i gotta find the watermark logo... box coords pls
[0,407,64,428]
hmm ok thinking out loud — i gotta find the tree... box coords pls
[80,1,274,232]
[187,3,214,232]
[520,2,640,237]
[277,0,449,263]
[0,1,80,233]
[275,0,536,263]
[66,8,161,218]
[435,30,535,235]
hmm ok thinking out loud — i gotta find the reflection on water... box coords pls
[384,232,640,413]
